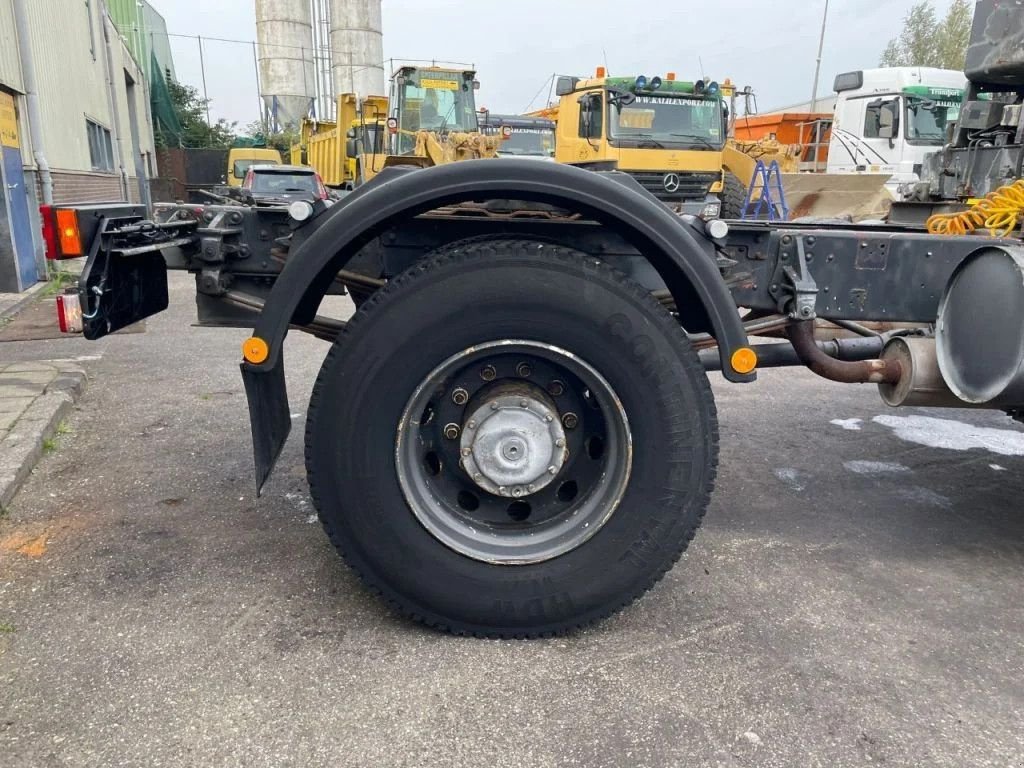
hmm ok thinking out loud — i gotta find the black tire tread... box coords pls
[721,171,748,220]
[305,239,718,638]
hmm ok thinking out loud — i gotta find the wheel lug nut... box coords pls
[527,485,535,492]
[520,399,529,408]
[452,387,469,405]
[480,365,497,381]
[467,420,476,429]
[516,362,532,377]
[444,423,460,440]
[461,448,471,457]
[547,465,557,475]
[498,486,507,495]
[562,412,579,430]
[548,380,566,397]
[490,402,499,410]
[512,487,523,497]
[555,438,565,448]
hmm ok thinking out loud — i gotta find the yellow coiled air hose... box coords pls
[926,179,1024,237]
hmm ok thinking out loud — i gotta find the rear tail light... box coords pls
[39,205,59,259]
[40,205,84,259]
[56,291,83,333]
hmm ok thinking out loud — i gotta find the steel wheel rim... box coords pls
[396,340,632,565]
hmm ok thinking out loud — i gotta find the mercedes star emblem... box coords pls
[663,173,681,193]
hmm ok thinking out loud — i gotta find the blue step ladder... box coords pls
[741,160,790,221]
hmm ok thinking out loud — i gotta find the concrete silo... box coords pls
[255,0,316,130]
[330,0,385,98]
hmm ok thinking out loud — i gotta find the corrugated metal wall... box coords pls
[0,0,25,92]
[11,0,155,180]
[26,0,116,170]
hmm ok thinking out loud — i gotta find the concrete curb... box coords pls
[0,281,49,322]
[0,366,86,510]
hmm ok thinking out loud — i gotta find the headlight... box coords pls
[700,201,722,220]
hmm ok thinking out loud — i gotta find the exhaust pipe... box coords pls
[877,337,968,408]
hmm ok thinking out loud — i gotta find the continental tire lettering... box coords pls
[605,313,668,383]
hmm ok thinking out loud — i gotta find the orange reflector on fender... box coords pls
[731,347,758,375]
[242,337,269,364]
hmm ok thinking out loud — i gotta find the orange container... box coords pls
[733,112,832,166]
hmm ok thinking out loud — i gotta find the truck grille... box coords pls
[628,171,719,201]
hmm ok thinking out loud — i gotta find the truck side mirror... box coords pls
[346,139,358,158]
[555,76,579,97]
[577,93,600,139]
[346,128,357,139]
[878,103,898,145]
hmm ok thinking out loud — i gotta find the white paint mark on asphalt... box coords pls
[990,464,1008,472]
[290,412,301,419]
[773,468,806,491]
[306,514,318,525]
[896,486,952,509]
[742,732,762,747]
[873,415,1024,456]
[844,460,911,475]
[830,418,863,431]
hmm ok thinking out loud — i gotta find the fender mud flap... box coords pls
[241,356,291,494]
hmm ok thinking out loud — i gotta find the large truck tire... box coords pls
[305,239,719,637]
[720,171,748,220]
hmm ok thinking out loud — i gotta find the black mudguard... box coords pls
[241,159,751,490]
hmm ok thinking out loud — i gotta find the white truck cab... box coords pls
[827,67,966,196]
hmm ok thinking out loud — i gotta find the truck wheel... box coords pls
[721,171,748,219]
[305,240,718,637]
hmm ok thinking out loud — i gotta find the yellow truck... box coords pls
[550,70,726,217]
[294,66,501,190]
[292,94,389,190]
[225,147,283,188]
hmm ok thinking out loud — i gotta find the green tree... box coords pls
[880,0,972,70]
[158,80,237,149]
[241,120,299,156]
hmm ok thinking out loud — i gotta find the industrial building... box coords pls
[0,0,162,293]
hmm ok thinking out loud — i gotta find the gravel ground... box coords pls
[1,272,1023,767]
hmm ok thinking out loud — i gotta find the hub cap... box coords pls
[460,384,566,497]
[396,340,632,565]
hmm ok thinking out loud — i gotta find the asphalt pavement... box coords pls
[1,271,1023,767]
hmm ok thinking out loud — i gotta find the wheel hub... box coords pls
[460,384,566,497]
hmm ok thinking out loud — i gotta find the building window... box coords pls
[86,119,114,171]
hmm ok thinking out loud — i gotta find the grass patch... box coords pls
[56,421,71,436]
[42,436,57,454]
[40,266,78,298]
[0,622,15,634]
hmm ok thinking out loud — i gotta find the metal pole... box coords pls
[197,35,211,129]
[12,0,53,205]
[809,0,830,112]
[100,7,130,200]
[252,41,265,134]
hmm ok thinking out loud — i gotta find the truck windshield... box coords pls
[233,158,279,179]
[905,96,961,144]
[608,94,723,148]
[399,70,478,135]
[499,129,555,157]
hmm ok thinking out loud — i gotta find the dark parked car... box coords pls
[241,164,329,205]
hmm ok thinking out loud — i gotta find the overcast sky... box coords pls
[148,0,959,127]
